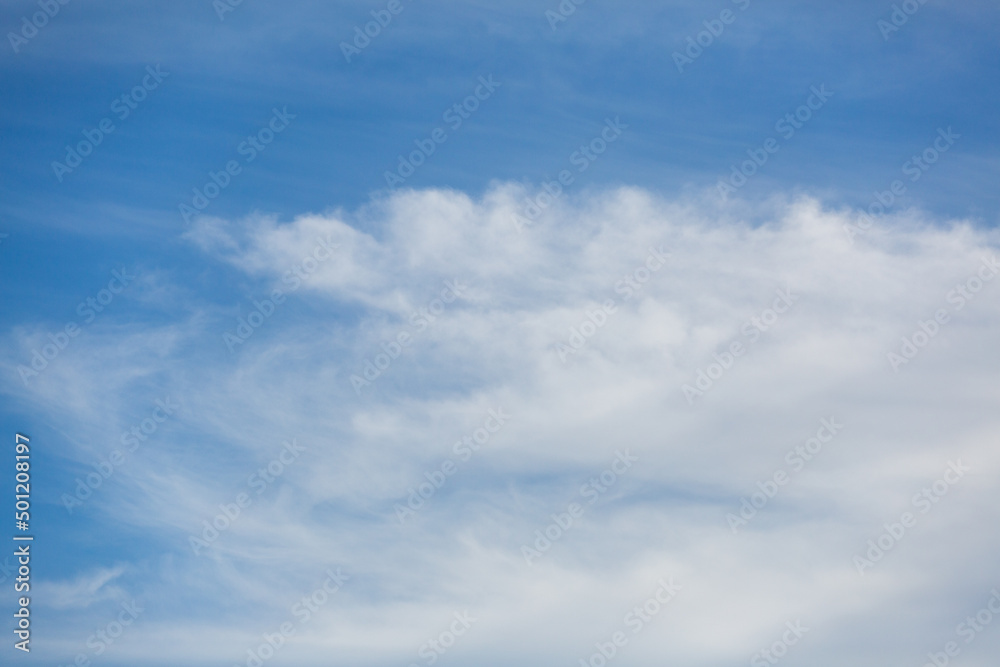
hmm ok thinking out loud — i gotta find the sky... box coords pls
[1,0,999,665]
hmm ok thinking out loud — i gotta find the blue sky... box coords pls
[1,1,1000,665]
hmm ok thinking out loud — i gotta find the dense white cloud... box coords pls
[4,185,1000,665]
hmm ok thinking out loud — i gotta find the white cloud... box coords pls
[5,185,1000,665]
[34,564,127,610]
